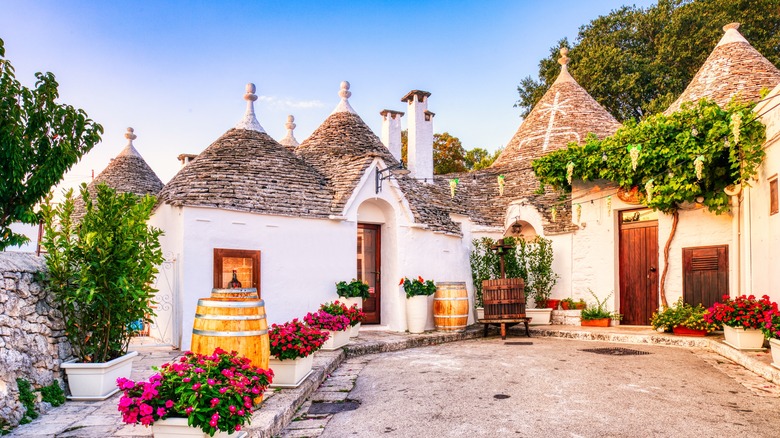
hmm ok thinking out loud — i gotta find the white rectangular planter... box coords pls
[722,325,766,350]
[152,417,246,438]
[350,322,361,338]
[526,308,552,326]
[770,338,780,370]
[320,329,350,351]
[61,350,139,400]
[268,354,314,388]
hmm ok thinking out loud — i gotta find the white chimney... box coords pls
[380,109,404,161]
[177,153,197,168]
[401,90,434,182]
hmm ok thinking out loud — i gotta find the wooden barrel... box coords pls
[210,287,259,299]
[482,278,525,319]
[191,297,269,371]
[433,282,470,332]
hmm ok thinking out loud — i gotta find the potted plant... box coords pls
[546,298,561,310]
[345,304,365,338]
[580,290,621,327]
[560,298,574,310]
[761,306,780,369]
[335,279,370,311]
[574,299,587,310]
[304,308,351,351]
[268,319,328,388]
[705,294,775,350]
[117,348,272,437]
[401,276,436,333]
[41,184,163,400]
[526,237,558,325]
[650,298,718,336]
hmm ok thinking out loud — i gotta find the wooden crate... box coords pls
[482,278,526,319]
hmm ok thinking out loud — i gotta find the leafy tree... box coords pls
[516,0,780,122]
[465,147,503,171]
[0,38,102,250]
[41,184,163,363]
[400,130,500,173]
[532,99,765,306]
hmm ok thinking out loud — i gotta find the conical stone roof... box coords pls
[156,84,333,218]
[665,23,780,114]
[296,82,462,234]
[89,128,164,197]
[468,49,620,233]
[493,48,621,169]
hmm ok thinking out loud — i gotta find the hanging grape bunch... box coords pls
[566,161,574,185]
[694,155,705,180]
[628,145,641,171]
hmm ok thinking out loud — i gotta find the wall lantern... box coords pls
[375,163,411,193]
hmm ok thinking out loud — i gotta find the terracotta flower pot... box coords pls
[561,302,571,310]
[546,299,561,310]
[672,326,707,337]
[581,318,610,327]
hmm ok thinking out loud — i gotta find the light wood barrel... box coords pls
[191,297,269,371]
[433,282,470,332]
[210,287,259,299]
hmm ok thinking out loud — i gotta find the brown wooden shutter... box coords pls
[770,178,778,216]
[682,245,728,309]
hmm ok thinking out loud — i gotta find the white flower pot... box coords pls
[406,295,428,334]
[152,417,246,438]
[338,296,363,310]
[61,350,139,400]
[269,354,314,388]
[526,308,552,326]
[770,338,780,370]
[350,322,361,338]
[722,325,766,350]
[320,329,350,351]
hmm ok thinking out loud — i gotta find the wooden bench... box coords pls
[478,317,532,340]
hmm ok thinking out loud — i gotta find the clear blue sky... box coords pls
[1,0,657,187]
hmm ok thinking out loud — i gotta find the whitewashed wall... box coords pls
[571,180,733,313]
[748,89,780,303]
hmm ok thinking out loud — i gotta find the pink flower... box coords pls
[229,405,237,413]
[209,419,218,427]
[139,404,153,416]
[165,400,174,408]
[185,406,194,415]
[207,378,216,385]
[192,382,201,391]
[157,407,166,417]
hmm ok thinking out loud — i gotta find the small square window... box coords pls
[771,178,778,216]
[213,249,261,295]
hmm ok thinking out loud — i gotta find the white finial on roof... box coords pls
[119,127,142,158]
[552,47,575,85]
[279,114,300,149]
[234,83,266,132]
[331,80,357,114]
[717,22,748,47]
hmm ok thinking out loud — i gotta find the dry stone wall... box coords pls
[0,252,70,428]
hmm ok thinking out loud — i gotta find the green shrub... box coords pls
[581,290,621,321]
[650,298,718,332]
[41,183,164,363]
[39,381,65,407]
[16,379,38,424]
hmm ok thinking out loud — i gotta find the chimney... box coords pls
[401,90,434,182]
[380,109,404,161]
[177,153,197,168]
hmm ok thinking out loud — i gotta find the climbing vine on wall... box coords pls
[532,99,765,215]
[531,99,766,307]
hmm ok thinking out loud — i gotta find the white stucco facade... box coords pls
[150,158,479,349]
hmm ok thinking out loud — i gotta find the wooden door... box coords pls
[357,224,381,324]
[619,209,659,325]
[682,245,728,309]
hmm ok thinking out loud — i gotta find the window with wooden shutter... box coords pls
[770,178,778,216]
[682,245,728,309]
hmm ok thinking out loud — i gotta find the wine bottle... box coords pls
[228,270,242,288]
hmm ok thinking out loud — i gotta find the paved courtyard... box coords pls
[298,337,780,438]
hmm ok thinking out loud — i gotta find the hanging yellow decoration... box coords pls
[730,112,742,145]
[606,195,612,215]
[575,203,582,223]
[449,178,459,198]
[497,174,505,196]
[628,145,642,171]
[693,155,705,180]
[645,179,654,203]
[566,162,575,185]
[551,207,557,222]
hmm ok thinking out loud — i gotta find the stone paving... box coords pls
[6,324,780,437]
